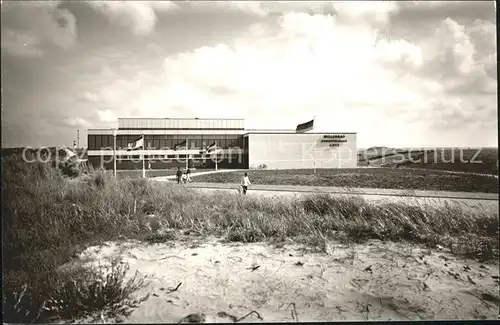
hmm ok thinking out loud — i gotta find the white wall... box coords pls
[248,133,357,169]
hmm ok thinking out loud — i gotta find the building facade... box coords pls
[87,118,357,170]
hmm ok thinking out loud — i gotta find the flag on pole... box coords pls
[206,142,218,153]
[174,140,187,151]
[64,147,77,158]
[296,119,314,133]
[127,136,144,151]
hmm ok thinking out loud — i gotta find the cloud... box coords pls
[186,1,269,16]
[65,117,91,128]
[78,91,101,102]
[97,109,118,123]
[331,1,399,25]
[1,29,45,58]
[414,17,497,96]
[1,1,77,57]
[155,13,428,117]
[2,1,496,148]
[86,1,180,35]
[424,97,497,130]
[95,10,493,146]
[392,1,496,23]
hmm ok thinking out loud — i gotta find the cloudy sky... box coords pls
[1,1,497,148]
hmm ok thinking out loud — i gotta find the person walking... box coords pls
[176,167,182,184]
[240,172,251,195]
[186,167,192,183]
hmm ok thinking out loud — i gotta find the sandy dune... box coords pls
[69,235,499,323]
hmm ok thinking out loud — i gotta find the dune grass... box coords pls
[2,154,499,322]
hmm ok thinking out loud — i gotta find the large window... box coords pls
[100,133,246,150]
[88,135,96,150]
[95,135,102,149]
[236,136,244,148]
[127,135,142,146]
[101,135,112,148]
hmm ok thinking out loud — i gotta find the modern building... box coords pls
[87,118,357,170]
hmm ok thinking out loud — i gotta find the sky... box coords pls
[1,0,497,149]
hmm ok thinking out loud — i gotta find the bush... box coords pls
[2,155,149,322]
[56,159,81,178]
[3,258,149,323]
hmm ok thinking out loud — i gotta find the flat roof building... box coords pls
[87,118,357,170]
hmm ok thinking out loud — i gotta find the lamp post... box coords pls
[313,116,316,174]
[215,141,218,171]
[142,133,145,178]
[186,137,189,170]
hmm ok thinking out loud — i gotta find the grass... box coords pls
[190,168,499,193]
[401,148,498,175]
[2,154,499,322]
[358,147,498,175]
[107,169,180,180]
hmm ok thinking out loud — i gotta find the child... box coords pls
[240,172,251,195]
[176,167,182,184]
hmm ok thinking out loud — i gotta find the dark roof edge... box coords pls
[118,117,245,120]
[244,132,357,135]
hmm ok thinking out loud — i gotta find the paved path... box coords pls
[152,179,498,201]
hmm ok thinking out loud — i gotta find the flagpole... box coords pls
[185,137,189,170]
[215,141,218,171]
[113,128,117,178]
[313,116,316,175]
[142,134,145,178]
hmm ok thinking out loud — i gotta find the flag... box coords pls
[64,148,76,158]
[206,142,217,153]
[127,136,144,151]
[205,142,221,155]
[174,140,187,151]
[296,119,314,133]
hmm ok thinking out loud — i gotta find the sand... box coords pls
[69,236,499,323]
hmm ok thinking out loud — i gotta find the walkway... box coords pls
[151,179,498,201]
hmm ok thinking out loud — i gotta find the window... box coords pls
[227,136,238,147]
[119,138,127,149]
[95,135,102,149]
[101,135,112,148]
[116,135,125,149]
[236,136,244,148]
[193,139,202,148]
[204,137,215,146]
[88,135,96,150]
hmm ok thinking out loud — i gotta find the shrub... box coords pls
[3,258,149,323]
